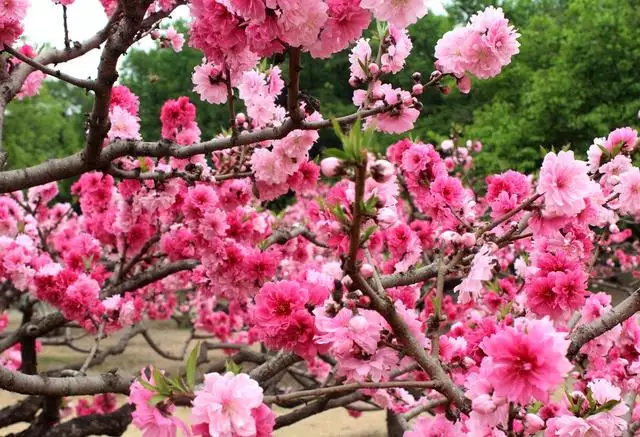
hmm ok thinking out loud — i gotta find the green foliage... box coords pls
[3,80,91,199]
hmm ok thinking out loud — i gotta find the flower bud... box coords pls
[412,72,422,82]
[320,157,343,177]
[456,75,471,94]
[441,139,454,151]
[440,231,461,244]
[473,141,483,152]
[472,394,497,414]
[439,85,451,95]
[358,296,371,308]
[609,223,620,233]
[460,233,476,248]
[235,112,246,125]
[524,414,544,434]
[360,263,374,278]
[370,159,394,183]
[368,63,379,75]
[412,84,424,95]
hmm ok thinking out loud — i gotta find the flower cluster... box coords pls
[435,6,520,82]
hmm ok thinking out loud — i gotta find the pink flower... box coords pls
[110,85,140,115]
[277,0,328,49]
[525,269,588,320]
[61,275,101,322]
[161,96,198,140]
[314,307,385,356]
[15,70,44,100]
[614,167,640,216]
[360,0,428,28]
[454,245,495,304]
[372,87,419,134]
[246,16,284,57]
[192,63,228,105]
[605,127,638,152]
[108,106,141,140]
[588,379,621,405]
[129,372,191,437]
[380,25,412,74]
[537,151,596,217]
[251,149,288,185]
[164,27,185,52]
[0,0,29,21]
[0,18,24,48]
[434,27,472,77]
[191,372,264,437]
[223,0,266,21]
[404,414,461,437]
[434,6,519,80]
[310,0,371,58]
[481,317,572,404]
[349,38,372,83]
[251,281,317,357]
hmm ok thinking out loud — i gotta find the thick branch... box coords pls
[101,259,199,298]
[249,351,301,384]
[40,404,134,437]
[567,288,640,360]
[0,105,391,193]
[287,47,303,122]
[0,365,132,396]
[0,396,43,428]
[274,392,366,429]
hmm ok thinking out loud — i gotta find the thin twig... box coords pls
[79,323,104,375]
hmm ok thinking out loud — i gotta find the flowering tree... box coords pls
[0,1,639,436]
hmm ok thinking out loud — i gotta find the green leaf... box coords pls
[137,376,158,393]
[527,401,543,414]
[186,341,201,389]
[323,148,350,161]
[595,399,620,413]
[152,368,170,396]
[225,360,242,375]
[149,394,167,406]
[332,205,349,225]
[360,225,377,245]
[585,387,596,411]
[539,145,548,156]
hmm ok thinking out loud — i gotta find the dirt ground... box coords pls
[0,313,386,436]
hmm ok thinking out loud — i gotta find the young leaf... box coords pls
[225,360,242,375]
[152,368,170,396]
[186,341,201,389]
[360,225,378,245]
[323,148,350,161]
[149,394,167,407]
[137,377,158,394]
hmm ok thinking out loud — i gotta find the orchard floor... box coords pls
[0,314,386,437]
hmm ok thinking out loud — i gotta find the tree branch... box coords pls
[40,404,134,437]
[3,46,96,90]
[0,365,132,396]
[0,105,392,193]
[264,380,438,404]
[567,288,640,360]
